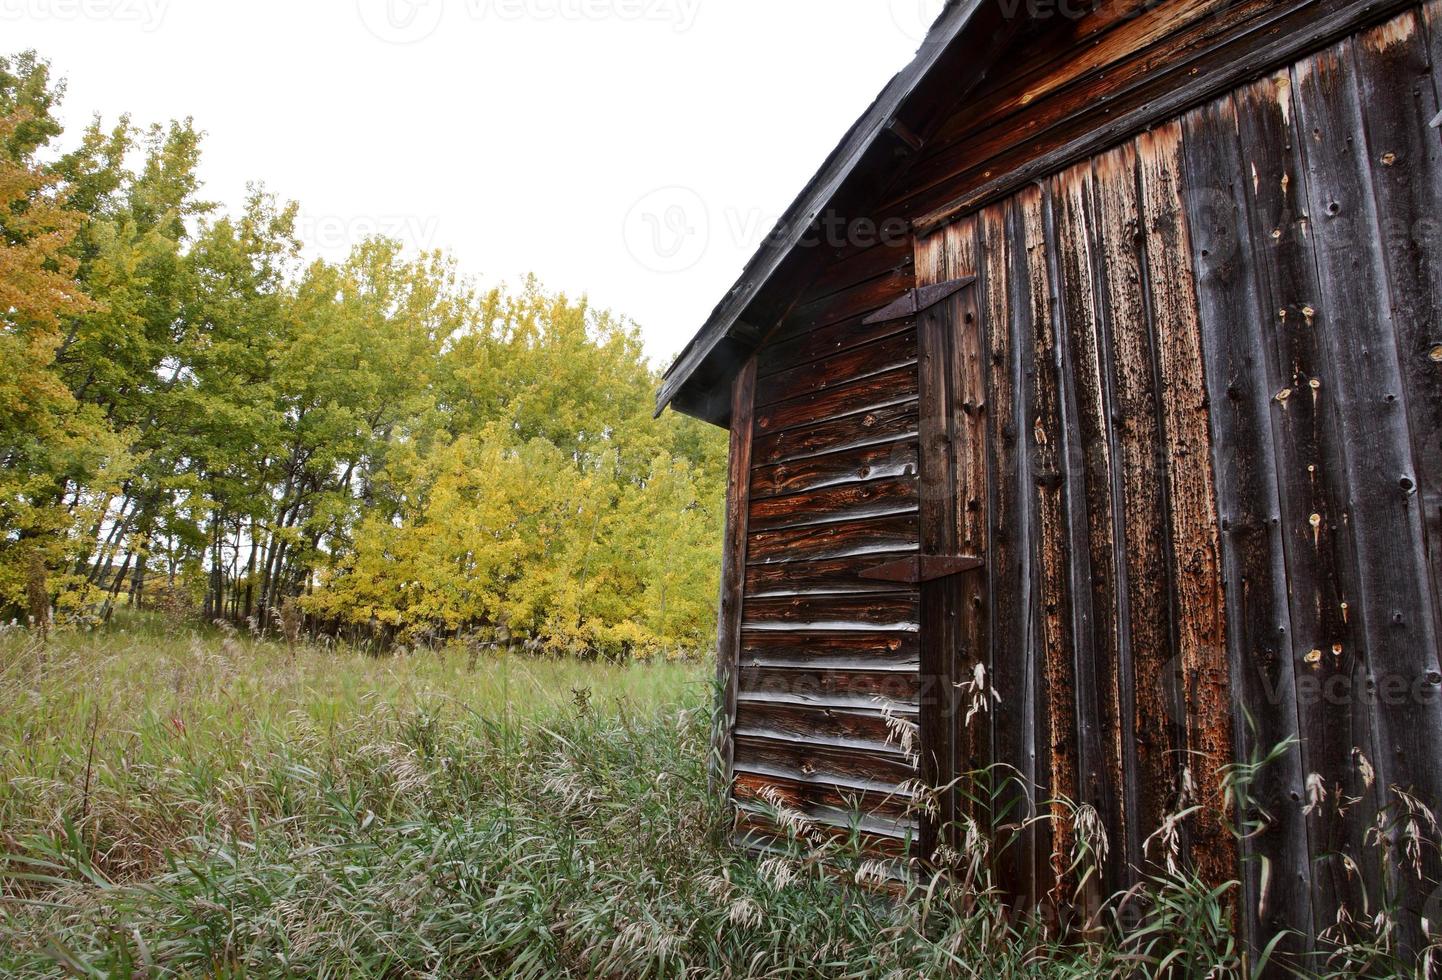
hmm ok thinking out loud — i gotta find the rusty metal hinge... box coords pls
[859,554,984,585]
[861,276,976,325]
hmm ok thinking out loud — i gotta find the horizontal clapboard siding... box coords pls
[751,401,918,470]
[731,258,922,862]
[754,366,919,437]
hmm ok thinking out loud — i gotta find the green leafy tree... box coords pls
[2,48,729,655]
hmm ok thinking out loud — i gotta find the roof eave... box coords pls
[653,0,983,425]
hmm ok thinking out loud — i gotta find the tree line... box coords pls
[0,51,727,658]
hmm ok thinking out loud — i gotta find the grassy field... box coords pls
[0,617,1418,978]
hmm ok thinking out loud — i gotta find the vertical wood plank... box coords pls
[916,217,994,849]
[1347,14,1442,949]
[1092,141,1178,880]
[1428,0,1442,77]
[1353,10,1442,691]
[919,296,959,859]
[1179,94,1314,962]
[1233,66,1371,951]
[716,358,758,803]
[1293,33,1442,953]
[1422,0,1442,657]
[982,198,1039,909]
[1022,182,1081,915]
[1052,158,1130,900]
[952,277,992,816]
[1137,119,1238,890]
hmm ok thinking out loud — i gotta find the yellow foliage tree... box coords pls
[0,110,124,613]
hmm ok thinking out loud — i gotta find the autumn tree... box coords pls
[2,48,729,657]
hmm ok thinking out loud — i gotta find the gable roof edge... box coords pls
[653,0,983,422]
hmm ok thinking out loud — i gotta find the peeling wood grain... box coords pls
[748,478,919,534]
[745,553,917,597]
[1021,183,1080,909]
[735,701,916,755]
[743,593,920,631]
[1138,119,1237,891]
[907,0,1422,233]
[737,667,923,707]
[1050,158,1128,902]
[1092,140,1179,881]
[751,440,920,502]
[747,514,920,567]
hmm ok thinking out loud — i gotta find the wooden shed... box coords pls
[656,0,1442,964]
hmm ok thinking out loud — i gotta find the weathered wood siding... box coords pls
[887,0,1425,229]
[727,269,926,867]
[711,0,1442,965]
[906,6,1442,961]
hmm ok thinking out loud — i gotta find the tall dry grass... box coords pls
[0,615,1431,977]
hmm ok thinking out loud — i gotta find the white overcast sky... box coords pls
[6,0,947,367]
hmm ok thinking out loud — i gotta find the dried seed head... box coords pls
[1073,804,1110,866]
[954,662,1002,728]
[1304,773,1328,815]
[757,856,798,891]
[727,897,764,928]
[759,786,815,841]
[1144,810,1187,878]
[877,700,920,766]
[1353,748,1376,790]
[855,860,894,887]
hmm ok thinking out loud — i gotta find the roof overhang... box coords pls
[654,0,992,426]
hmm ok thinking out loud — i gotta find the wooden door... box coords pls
[913,275,989,863]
